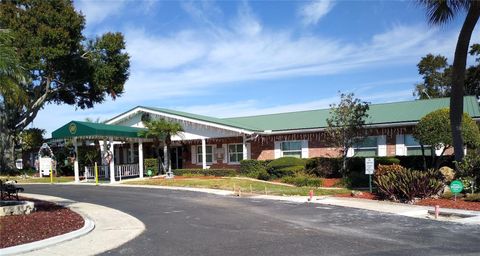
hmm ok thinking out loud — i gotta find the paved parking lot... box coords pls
[25,185,480,256]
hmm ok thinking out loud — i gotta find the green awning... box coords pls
[52,121,145,139]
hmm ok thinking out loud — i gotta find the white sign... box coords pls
[15,159,23,170]
[39,157,52,176]
[365,158,375,175]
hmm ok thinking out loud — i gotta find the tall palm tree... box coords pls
[139,119,183,177]
[419,0,480,161]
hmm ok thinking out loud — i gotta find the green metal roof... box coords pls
[105,96,479,134]
[223,96,480,132]
[52,121,145,139]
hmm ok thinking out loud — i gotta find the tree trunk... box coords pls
[420,144,427,171]
[0,130,16,173]
[450,2,480,163]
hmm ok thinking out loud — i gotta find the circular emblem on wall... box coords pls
[69,123,77,135]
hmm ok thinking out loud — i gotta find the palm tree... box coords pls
[139,119,183,177]
[419,0,480,162]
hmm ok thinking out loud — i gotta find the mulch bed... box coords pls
[322,178,342,188]
[415,198,480,211]
[336,192,480,211]
[336,192,378,200]
[0,197,84,249]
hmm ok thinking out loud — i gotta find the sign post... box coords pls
[365,158,375,193]
[450,180,464,201]
[50,165,53,184]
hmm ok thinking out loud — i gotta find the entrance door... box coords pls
[170,147,183,169]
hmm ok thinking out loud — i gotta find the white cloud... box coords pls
[75,0,127,26]
[118,20,461,104]
[299,0,335,26]
[174,87,414,118]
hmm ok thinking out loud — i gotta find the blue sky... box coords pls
[34,0,478,135]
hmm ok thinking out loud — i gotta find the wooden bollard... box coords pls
[264,185,267,195]
[250,184,253,194]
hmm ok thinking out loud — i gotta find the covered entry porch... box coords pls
[52,121,149,183]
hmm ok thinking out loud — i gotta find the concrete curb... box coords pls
[2,193,146,256]
[0,195,95,256]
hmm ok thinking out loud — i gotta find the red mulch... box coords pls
[322,178,342,187]
[0,197,84,249]
[415,198,480,211]
[336,192,378,200]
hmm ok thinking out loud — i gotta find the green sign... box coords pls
[450,180,464,193]
[147,169,152,177]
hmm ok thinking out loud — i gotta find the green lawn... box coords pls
[124,177,350,196]
[0,176,75,184]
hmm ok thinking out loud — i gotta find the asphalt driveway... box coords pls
[24,185,480,256]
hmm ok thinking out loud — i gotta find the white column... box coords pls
[109,137,116,183]
[242,135,248,161]
[73,137,79,183]
[138,141,144,178]
[202,138,207,169]
[163,144,168,173]
[129,142,134,163]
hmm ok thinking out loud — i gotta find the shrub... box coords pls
[305,157,342,178]
[374,168,443,202]
[346,172,370,188]
[439,166,455,182]
[281,174,323,187]
[239,160,268,176]
[268,165,304,179]
[173,168,237,177]
[375,164,406,178]
[144,158,159,174]
[464,193,480,202]
[256,169,271,181]
[267,157,307,169]
[266,157,307,179]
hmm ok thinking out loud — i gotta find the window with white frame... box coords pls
[405,135,431,156]
[280,141,302,158]
[197,145,213,163]
[228,144,243,163]
[353,136,378,157]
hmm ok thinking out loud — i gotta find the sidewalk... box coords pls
[252,194,480,224]
[4,193,145,256]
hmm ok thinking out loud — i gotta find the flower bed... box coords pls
[0,197,84,248]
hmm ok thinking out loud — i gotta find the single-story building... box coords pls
[51,96,480,183]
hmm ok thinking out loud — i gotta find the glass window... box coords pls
[280,141,302,158]
[404,135,431,156]
[353,136,377,157]
[228,144,243,163]
[197,145,213,163]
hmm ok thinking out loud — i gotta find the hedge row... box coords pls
[173,168,237,177]
[144,158,159,174]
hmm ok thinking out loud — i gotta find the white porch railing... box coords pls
[83,165,109,180]
[115,163,140,180]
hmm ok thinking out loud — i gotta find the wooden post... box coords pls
[250,184,253,193]
[265,185,267,195]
